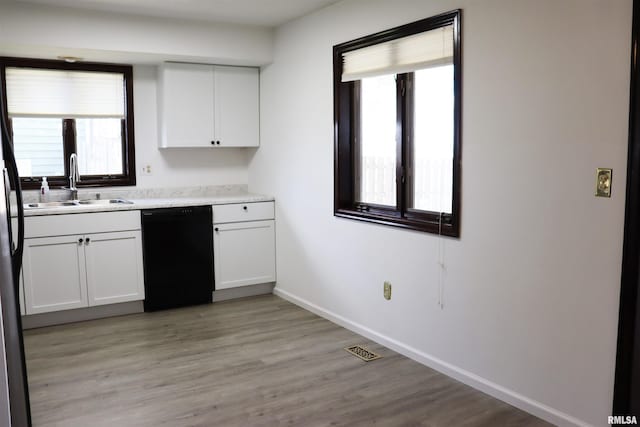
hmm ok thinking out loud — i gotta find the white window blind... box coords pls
[5,68,125,118]
[342,24,454,82]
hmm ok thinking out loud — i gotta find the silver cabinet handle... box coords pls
[3,168,12,249]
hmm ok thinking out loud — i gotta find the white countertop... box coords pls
[16,192,274,217]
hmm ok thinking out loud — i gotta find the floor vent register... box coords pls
[344,345,382,362]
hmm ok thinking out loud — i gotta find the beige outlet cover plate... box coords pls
[596,168,612,198]
[383,281,392,300]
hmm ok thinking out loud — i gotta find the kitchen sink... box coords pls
[24,201,79,209]
[78,199,134,205]
[24,199,133,209]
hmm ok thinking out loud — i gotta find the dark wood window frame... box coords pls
[333,10,462,237]
[0,57,136,190]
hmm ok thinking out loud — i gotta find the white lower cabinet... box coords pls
[84,231,144,307]
[22,235,88,314]
[212,202,276,290]
[22,211,144,315]
[214,220,276,290]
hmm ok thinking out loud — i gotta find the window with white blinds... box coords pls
[5,68,125,118]
[333,10,461,237]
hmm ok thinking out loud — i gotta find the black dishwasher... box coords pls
[141,206,214,311]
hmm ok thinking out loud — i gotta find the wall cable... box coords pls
[436,160,446,310]
[437,211,445,309]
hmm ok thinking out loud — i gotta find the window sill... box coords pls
[334,208,459,237]
[20,176,136,191]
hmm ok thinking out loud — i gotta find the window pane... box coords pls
[11,117,64,178]
[357,74,397,206]
[76,118,123,175]
[412,65,454,213]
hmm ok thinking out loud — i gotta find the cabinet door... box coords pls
[159,62,215,148]
[22,235,87,314]
[214,66,259,147]
[214,220,275,290]
[85,231,145,306]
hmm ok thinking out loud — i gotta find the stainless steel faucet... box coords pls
[68,153,80,200]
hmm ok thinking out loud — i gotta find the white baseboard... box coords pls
[274,287,591,427]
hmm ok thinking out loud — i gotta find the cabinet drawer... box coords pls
[25,210,141,238]
[213,202,274,224]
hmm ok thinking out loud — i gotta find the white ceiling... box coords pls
[13,0,342,27]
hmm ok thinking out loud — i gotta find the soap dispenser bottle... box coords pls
[39,177,50,202]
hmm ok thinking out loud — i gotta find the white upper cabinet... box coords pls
[158,62,259,148]
[214,66,260,147]
[158,63,215,148]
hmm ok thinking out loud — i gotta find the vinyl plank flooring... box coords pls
[23,295,553,427]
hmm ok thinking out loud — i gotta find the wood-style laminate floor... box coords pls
[23,295,552,427]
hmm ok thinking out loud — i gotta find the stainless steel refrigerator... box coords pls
[0,79,31,426]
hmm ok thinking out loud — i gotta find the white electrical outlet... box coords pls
[141,164,153,176]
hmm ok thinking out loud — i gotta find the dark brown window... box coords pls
[333,10,461,236]
[0,57,136,189]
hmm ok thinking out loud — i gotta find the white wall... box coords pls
[0,1,273,65]
[133,65,249,188]
[249,1,632,426]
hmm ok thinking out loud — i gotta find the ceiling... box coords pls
[13,0,342,27]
